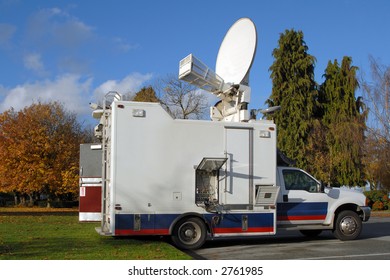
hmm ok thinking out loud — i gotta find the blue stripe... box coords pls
[115,213,179,230]
[277,202,328,218]
[115,212,274,231]
[204,213,274,228]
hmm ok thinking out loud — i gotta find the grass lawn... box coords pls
[0,209,191,260]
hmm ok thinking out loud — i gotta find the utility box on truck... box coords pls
[94,101,280,249]
[79,143,102,222]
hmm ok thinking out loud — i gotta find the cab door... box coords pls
[277,167,329,225]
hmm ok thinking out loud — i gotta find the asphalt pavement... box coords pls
[189,216,390,260]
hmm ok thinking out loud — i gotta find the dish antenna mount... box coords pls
[179,18,257,122]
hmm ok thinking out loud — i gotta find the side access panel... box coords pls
[208,186,280,237]
[206,212,275,237]
[114,213,178,236]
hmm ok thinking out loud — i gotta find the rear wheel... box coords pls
[171,217,207,250]
[333,210,362,241]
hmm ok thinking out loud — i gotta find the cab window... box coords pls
[282,169,319,193]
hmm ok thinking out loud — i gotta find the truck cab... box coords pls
[276,166,370,240]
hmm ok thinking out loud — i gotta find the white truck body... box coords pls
[95,100,370,249]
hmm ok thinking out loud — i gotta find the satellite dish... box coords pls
[215,18,257,85]
[178,17,258,122]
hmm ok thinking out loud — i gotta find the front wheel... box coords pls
[171,217,207,250]
[333,210,362,241]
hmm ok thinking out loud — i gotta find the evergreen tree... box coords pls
[268,30,366,187]
[318,57,366,186]
[267,29,317,169]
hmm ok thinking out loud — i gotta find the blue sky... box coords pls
[1,0,389,124]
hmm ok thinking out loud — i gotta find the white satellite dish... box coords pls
[215,18,257,85]
[178,17,258,122]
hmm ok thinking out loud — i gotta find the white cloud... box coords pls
[93,72,153,101]
[0,72,153,117]
[0,74,93,115]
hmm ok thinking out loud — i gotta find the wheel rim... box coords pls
[339,216,358,235]
[178,221,201,245]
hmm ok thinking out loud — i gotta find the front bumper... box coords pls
[359,206,371,222]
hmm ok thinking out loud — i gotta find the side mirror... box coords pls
[317,181,325,193]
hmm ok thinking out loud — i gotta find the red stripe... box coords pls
[115,227,275,236]
[277,215,326,221]
[115,229,170,235]
[213,227,274,234]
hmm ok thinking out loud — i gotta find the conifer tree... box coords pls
[267,29,317,169]
[318,57,366,186]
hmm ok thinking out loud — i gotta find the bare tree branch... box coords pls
[360,56,390,190]
[154,75,209,119]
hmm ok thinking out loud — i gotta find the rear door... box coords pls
[224,127,253,208]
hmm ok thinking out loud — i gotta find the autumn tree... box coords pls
[132,86,159,102]
[0,101,88,206]
[361,56,390,191]
[267,29,318,170]
[154,75,209,119]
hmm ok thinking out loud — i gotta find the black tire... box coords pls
[299,229,322,238]
[333,210,362,241]
[171,217,207,250]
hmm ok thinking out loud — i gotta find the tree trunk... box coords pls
[27,194,34,207]
[20,196,26,206]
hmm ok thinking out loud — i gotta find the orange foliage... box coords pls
[0,102,87,200]
[372,201,384,211]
